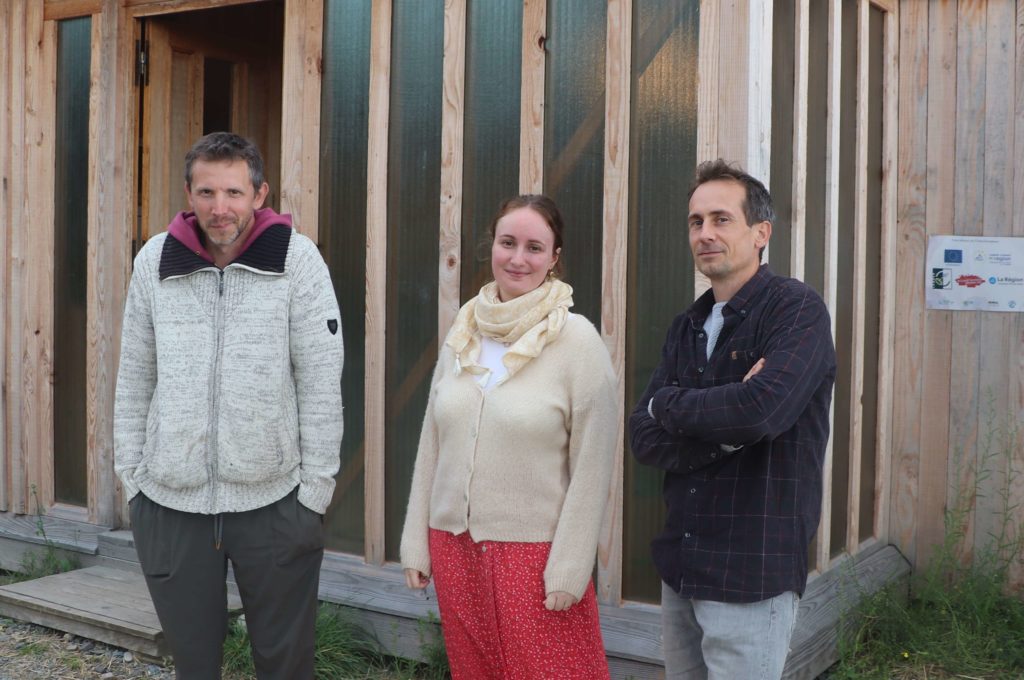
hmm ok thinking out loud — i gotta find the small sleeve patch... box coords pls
[327,319,339,335]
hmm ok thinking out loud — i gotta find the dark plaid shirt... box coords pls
[629,265,835,603]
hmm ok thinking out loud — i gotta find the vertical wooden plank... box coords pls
[519,0,544,194]
[948,0,986,564]
[815,0,841,573]
[845,0,868,556]
[24,9,58,510]
[1010,0,1024,592]
[716,0,749,165]
[974,0,1015,562]
[280,0,323,241]
[87,0,133,527]
[437,0,465,343]
[364,0,391,566]
[597,0,630,607]
[697,0,719,164]
[694,0,720,300]
[141,20,171,243]
[789,0,809,282]
[745,0,772,183]
[890,0,929,569]
[6,0,28,514]
[0,0,11,511]
[871,2,898,544]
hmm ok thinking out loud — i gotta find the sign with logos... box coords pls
[926,235,1024,312]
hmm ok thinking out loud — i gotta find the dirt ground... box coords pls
[0,616,174,680]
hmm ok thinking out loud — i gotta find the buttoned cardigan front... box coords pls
[400,314,618,599]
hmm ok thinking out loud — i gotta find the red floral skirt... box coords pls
[428,528,610,680]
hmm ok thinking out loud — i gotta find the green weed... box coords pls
[18,485,80,580]
[832,401,1024,679]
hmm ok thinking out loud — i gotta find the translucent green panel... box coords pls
[384,0,443,562]
[460,1,523,299]
[53,17,92,507]
[803,0,829,297]
[860,6,885,543]
[543,0,606,326]
[319,0,372,555]
[830,0,858,558]
[769,0,795,278]
[623,0,699,604]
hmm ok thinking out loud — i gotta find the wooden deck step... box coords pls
[0,565,242,658]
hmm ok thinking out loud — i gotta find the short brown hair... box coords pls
[184,132,266,192]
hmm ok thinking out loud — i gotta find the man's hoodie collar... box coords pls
[159,208,293,280]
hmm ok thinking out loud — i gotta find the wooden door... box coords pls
[138,3,283,242]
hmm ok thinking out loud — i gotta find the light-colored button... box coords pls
[684,532,691,538]
[690,488,696,494]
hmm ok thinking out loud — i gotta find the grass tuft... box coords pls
[832,401,1024,679]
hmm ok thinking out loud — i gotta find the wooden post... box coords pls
[790,0,809,282]
[519,0,545,194]
[0,0,11,512]
[364,0,391,566]
[280,0,323,242]
[598,0,630,607]
[815,0,842,573]
[438,0,466,343]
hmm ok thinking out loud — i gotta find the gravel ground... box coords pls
[0,616,174,680]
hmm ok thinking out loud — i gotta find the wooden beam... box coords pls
[280,0,323,241]
[24,8,58,511]
[815,0,842,573]
[364,0,391,566]
[437,0,465,343]
[789,0,809,282]
[845,0,869,556]
[124,0,270,18]
[86,0,133,527]
[519,0,545,193]
[597,0,630,607]
[871,0,898,545]
[44,0,103,21]
[6,0,28,514]
[868,0,896,14]
[0,0,11,512]
[694,0,720,299]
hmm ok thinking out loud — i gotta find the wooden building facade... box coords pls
[0,0,1021,676]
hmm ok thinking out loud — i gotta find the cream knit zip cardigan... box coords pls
[400,314,617,599]
[113,230,343,515]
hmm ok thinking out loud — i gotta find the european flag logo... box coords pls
[944,249,963,264]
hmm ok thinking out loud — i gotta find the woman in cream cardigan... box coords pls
[401,195,618,679]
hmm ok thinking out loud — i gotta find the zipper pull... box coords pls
[218,270,224,297]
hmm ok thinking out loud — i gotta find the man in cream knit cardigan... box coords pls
[114,133,343,679]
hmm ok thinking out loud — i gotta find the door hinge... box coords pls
[135,38,149,87]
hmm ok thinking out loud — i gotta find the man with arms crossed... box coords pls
[630,159,836,679]
[114,132,343,679]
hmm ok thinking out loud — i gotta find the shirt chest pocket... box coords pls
[710,345,761,384]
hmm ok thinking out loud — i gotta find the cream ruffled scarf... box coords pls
[446,279,574,383]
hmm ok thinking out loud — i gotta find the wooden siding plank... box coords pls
[868,0,895,14]
[890,0,929,569]
[789,0,809,282]
[871,2,897,544]
[694,0,720,300]
[974,0,1015,562]
[43,0,103,21]
[6,0,28,514]
[845,0,869,556]
[1010,0,1024,593]
[280,0,323,241]
[0,0,11,512]
[696,0,719,164]
[87,0,131,527]
[519,0,545,193]
[948,0,986,565]
[364,0,391,566]
[745,0,772,182]
[597,0,630,607]
[715,0,749,165]
[24,9,57,510]
[815,0,842,573]
[437,0,465,343]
